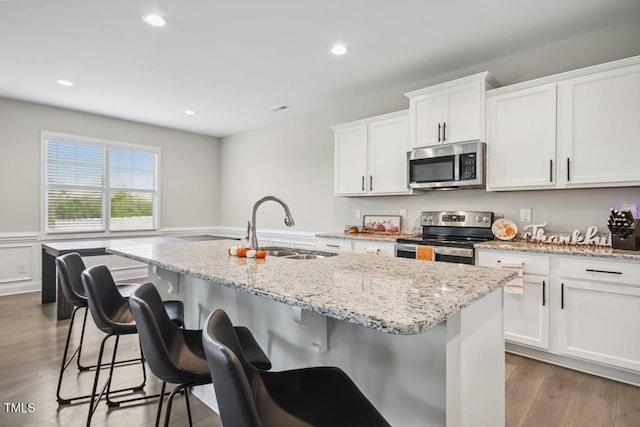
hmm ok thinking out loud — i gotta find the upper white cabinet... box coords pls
[405,72,499,148]
[333,110,412,196]
[487,55,640,191]
[486,84,557,190]
[557,62,640,187]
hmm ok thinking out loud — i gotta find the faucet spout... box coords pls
[248,196,295,250]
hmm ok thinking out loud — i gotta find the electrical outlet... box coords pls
[355,209,362,219]
[520,208,532,223]
[399,209,407,219]
[18,262,28,274]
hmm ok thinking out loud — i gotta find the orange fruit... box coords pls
[255,250,267,259]
[236,247,250,257]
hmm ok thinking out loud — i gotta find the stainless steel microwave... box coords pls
[408,141,485,190]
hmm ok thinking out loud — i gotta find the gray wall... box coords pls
[0,97,221,233]
[219,16,640,234]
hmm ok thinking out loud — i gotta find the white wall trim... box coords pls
[0,232,40,243]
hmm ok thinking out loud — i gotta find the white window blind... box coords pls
[44,135,158,234]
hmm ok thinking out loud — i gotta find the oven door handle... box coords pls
[395,243,474,258]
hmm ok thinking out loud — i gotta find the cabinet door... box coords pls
[486,84,557,190]
[504,275,549,349]
[558,63,640,187]
[558,280,640,371]
[368,114,411,194]
[334,125,368,195]
[443,81,484,144]
[352,240,395,257]
[410,91,443,148]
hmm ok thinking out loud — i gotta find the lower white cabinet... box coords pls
[477,251,549,349]
[352,240,395,257]
[316,237,353,252]
[504,274,549,350]
[478,248,640,381]
[558,258,640,371]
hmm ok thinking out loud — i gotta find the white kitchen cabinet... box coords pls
[316,237,352,252]
[352,240,395,257]
[486,55,640,191]
[558,257,640,371]
[333,124,368,195]
[486,84,557,190]
[405,72,498,148]
[333,110,412,196]
[477,250,550,349]
[557,62,640,187]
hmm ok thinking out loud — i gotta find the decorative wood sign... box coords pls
[522,223,611,247]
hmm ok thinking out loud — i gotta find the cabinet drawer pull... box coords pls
[549,159,553,182]
[496,260,524,265]
[361,176,365,192]
[542,280,546,306]
[442,122,446,142]
[326,244,340,248]
[585,268,622,275]
[370,175,373,191]
[561,283,564,309]
[438,123,441,142]
[566,157,570,181]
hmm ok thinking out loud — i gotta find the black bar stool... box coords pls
[128,283,271,427]
[202,309,390,427]
[55,252,144,405]
[81,264,184,425]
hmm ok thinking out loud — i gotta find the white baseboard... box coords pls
[0,281,40,297]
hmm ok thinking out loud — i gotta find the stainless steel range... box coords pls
[395,210,494,264]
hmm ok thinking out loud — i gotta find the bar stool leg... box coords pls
[154,381,167,427]
[56,306,81,404]
[76,308,91,371]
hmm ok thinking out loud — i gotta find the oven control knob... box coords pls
[476,216,483,222]
[422,215,433,223]
[483,216,491,223]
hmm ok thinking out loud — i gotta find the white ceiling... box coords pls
[1,0,639,137]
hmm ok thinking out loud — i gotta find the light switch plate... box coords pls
[355,209,362,219]
[399,209,407,219]
[520,208,532,223]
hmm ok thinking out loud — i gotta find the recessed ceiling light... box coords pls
[142,13,166,27]
[57,80,74,87]
[331,44,347,55]
[184,110,196,115]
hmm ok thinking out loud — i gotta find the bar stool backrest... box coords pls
[128,283,191,384]
[81,264,133,334]
[202,310,262,427]
[56,252,88,307]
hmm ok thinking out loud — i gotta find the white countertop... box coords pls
[107,239,515,335]
[316,231,420,242]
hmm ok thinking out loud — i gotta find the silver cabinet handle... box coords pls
[326,244,340,248]
[370,175,373,191]
[361,176,365,192]
[549,159,553,182]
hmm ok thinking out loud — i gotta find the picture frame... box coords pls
[362,215,402,234]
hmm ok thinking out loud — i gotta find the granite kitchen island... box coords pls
[108,239,516,427]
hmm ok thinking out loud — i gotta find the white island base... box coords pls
[151,267,504,427]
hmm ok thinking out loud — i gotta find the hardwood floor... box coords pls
[0,292,220,427]
[1,291,640,426]
[505,352,640,427]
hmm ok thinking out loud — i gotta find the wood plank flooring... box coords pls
[1,291,640,426]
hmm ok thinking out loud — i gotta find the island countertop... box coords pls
[107,239,515,335]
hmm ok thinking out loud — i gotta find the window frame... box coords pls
[40,131,162,238]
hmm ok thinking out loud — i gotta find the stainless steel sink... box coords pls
[265,249,300,257]
[260,246,337,259]
[284,254,322,260]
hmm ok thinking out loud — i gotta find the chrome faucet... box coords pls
[248,196,295,250]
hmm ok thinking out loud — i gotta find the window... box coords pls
[43,133,159,234]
